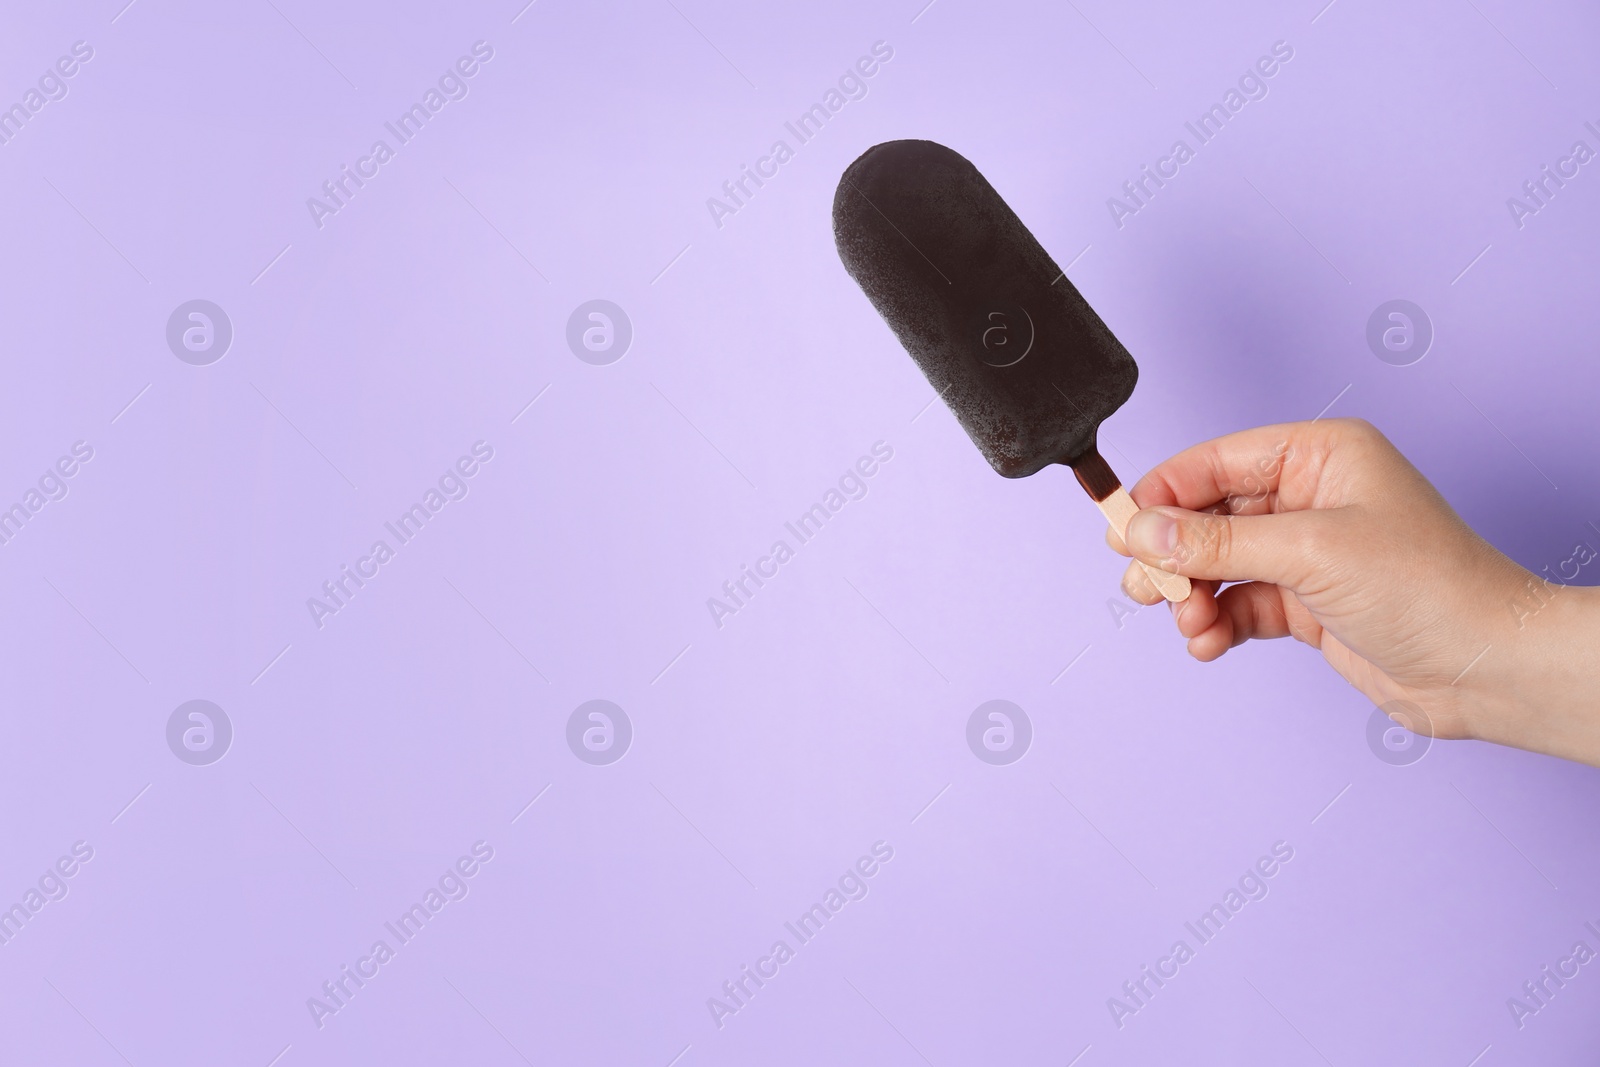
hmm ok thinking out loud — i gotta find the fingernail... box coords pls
[1127,510,1179,560]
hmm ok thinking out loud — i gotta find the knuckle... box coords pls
[1211,517,1236,565]
[1122,565,1157,604]
[1175,513,1232,569]
[1288,516,1323,558]
[1281,515,1335,586]
[1337,417,1386,448]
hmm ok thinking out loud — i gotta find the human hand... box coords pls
[1107,418,1600,765]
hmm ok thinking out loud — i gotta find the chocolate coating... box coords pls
[833,139,1138,478]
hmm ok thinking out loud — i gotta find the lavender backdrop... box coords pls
[4,0,1600,1063]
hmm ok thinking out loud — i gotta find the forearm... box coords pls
[1468,583,1600,765]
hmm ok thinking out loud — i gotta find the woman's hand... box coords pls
[1107,418,1600,765]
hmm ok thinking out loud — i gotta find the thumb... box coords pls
[1124,506,1329,589]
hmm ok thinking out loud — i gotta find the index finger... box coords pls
[1127,421,1330,513]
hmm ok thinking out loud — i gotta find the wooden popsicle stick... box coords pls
[1068,446,1191,604]
[1094,488,1192,603]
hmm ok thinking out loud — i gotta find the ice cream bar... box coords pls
[833,139,1189,602]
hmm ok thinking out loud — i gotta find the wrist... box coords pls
[1466,581,1600,764]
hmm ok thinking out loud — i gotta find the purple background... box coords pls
[4,0,1600,1063]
